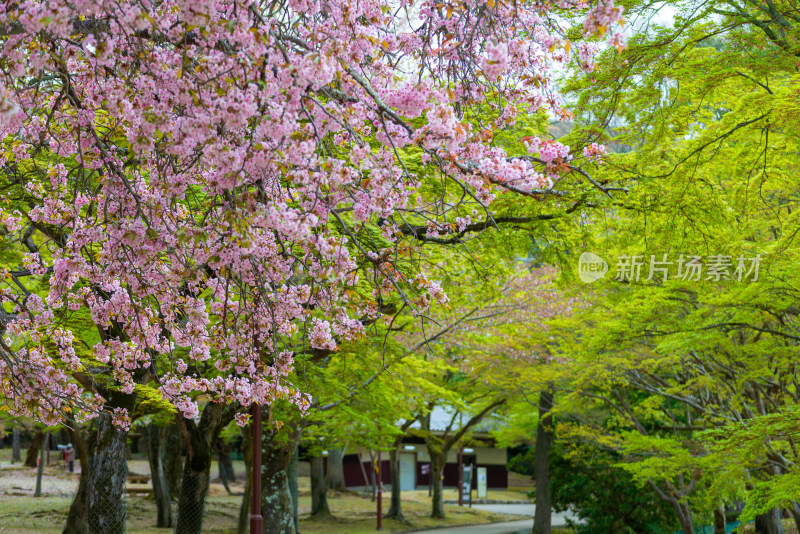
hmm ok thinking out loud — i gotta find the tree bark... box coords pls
[310,454,331,517]
[11,427,21,463]
[289,445,299,532]
[386,444,405,520]
[386,418,416,521]
[714,505,726,534]
[34,432,47,497]
[174,403,234,534]
[87,414,128,534]
[237,424,252,534]
[63,426,92,534]
[429,451,445,519]
[146,424,173,528]
[217,438,236,483]
[261,419,301,534]
[24,428,45,467]
[789,502,800,534]
[218,453,233,495]
[327,448,345,490]
[369,449,377,501]
[532,388,554,534]
[163,423,183,498]
[670,498,695,534]
[755,508,785,534]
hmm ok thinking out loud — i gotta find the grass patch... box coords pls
[0,461,521,534]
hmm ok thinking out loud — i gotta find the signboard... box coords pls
[420,464,430,475]
[461,465,473,506]
[477,467,487,499]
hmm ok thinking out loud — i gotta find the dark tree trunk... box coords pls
[217,438,236,483]
[174,403,234,534]
[386,444,405,520]
[146,424,173,528]
[532,388,554,534]
[289,445,299,532]
[714,505,726,534]
[63,427,92,534]
[755,508,785,534]
[261,420,300,534]
[789,502,800,534]
[429,451,445,519]
[238,424,252,534]
[218,454,233,495]
[310,455,331,517]
[34,432,47,497]
[327,448,345,490]
[163,423,183,498]
[25,429,45,467]
[369,450,377,501]
[87,415,128,534]
[11,427,21,463]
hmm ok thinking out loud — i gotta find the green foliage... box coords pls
[548,445,678,534]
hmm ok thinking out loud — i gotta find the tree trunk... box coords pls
[289,445,299,532]
[63,427,92,534]
[174,403,232,534]
[146,424,172,528]
[25,428,45,467]
[669,498,694,534]
[11,427,21,463]
[261,420,300,534]
[789,502,800,534]
[429,451,445,519]
[237,424,252,534]
[34,432,47,497]
[87,414,128,534]
[386,443,405,520]
[714,505,726,534]
[163,423,183,498]
[327,448,345,490]
[218,452,233,495]
[310,454,331,517]
[755,508,785,534]
[369,449,377,501]
[217,438,236,483]
[532,388,554,534]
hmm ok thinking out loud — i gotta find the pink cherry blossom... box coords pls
[0,0,624,428]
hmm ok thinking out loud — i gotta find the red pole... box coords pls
[250,403,263,534]
[377,450,383,530]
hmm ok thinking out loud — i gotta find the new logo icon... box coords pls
[578,252,608,283]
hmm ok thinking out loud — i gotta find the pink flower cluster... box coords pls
[583,143,608,163]
[0,0,622,429]
[482,42,509,80]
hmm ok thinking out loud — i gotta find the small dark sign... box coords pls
[461,465,473,505]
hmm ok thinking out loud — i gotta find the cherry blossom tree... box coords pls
[0,0,624,530]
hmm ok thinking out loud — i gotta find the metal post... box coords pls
[250,403,263,534]
[377,450,383,530]
[468,463,473,508]
[457,445,463,507]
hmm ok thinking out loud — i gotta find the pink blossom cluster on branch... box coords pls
[0,0,623,427]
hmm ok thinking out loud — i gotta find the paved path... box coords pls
[405,519,532,534]
[404,504,579,533]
